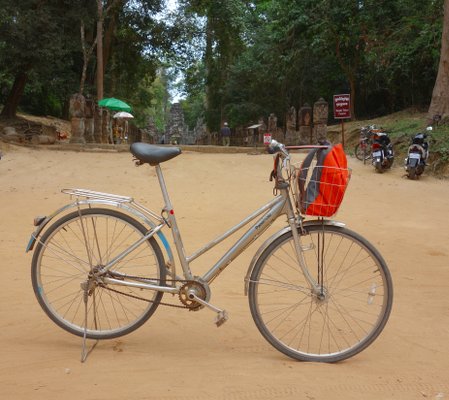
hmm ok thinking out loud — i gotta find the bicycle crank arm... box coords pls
[189,293,229,327]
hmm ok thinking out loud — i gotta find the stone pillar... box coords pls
[69,94,86,144]
[313,98,328,143]
[84,97,95,143]
[192,117,206,145]
[144,116,157,143]
[299,103,313,144]
[285,106,298,145]
[167,103,187,144]
[93,105,102,143]
[267,113,284,142]
[267,113,277,135]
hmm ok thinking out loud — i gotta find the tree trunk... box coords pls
[349,73,356,120]
[96,0,104,101]
[428,0,449,123]
[335,38,358,121]
[204,15,213,131]
[0,68,30,118]
[80,21,97,95]
[103,5,120,69]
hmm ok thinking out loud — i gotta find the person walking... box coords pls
[221,122,231,146]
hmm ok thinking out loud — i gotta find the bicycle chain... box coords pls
[98,275,193,309]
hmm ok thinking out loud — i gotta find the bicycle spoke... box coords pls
[249,225,392,362]
[32,208,165,339]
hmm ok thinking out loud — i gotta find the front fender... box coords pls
[243,219,346,295]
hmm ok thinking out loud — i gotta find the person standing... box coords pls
[221,122,231,146]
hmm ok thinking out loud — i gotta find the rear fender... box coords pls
[243,219,346,295]
[26,200,176,278]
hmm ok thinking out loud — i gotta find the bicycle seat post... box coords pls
[154,164,193,280]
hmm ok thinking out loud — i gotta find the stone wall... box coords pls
[65,94,329,147]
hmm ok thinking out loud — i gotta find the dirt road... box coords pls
[1,144,448,400]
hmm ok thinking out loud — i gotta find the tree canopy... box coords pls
[0,0,446,131]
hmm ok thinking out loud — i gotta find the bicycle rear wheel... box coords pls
[354,143,364,161]
[248,224,393,362]
[355,143,371,164]
[31,208,166,339]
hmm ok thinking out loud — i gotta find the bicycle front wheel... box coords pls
[31,208,166,339]
[248,224,393,362]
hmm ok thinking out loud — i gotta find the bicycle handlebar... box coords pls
[268,140,290,158]
[268,140,330,157]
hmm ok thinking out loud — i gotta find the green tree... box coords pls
[0,0,86,117]
[179,0,247,131]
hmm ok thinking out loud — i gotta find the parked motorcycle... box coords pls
[404,127,431,180]
[371,131,394,172]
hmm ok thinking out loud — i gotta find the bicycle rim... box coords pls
[355,144,364,161]
[31,208,165,339]
[249,225,393,362]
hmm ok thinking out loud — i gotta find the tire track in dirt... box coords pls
[136,380,449,400]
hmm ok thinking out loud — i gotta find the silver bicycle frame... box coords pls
[100,162,318,293]
[29,158,319,294]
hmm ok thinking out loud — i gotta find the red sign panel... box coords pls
[263,133,272,145]
[333,94,351,119]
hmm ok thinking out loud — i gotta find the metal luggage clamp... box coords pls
[26,188,177,284]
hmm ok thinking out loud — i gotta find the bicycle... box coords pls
[354,125,375,164]
[27,140,393,363]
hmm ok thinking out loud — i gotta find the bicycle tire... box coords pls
[248,224,393,362]
[355,144,371,164]
[31,208,166,339]
[374,161,383,173]
[354,144,364,161]
[407,166,417,180]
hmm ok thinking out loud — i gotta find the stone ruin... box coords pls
[224,98,329,147]
[166,103,188,145]
[68,93,113,145]
[141,116,158,143]
[313,98,328,143]
[190,117,206,145]
[162,103,206,145]
[61,94,328,147]
[250,98,329,146]
[69,93,86,144]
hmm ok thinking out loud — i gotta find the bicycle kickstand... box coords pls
[188,293,229,327]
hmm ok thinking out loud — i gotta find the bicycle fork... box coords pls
[286,202,320,293]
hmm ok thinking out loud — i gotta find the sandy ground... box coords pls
[1,143,449,400]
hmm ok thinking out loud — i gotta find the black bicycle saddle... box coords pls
[130,142,182,166]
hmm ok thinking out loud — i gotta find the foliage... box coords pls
[0,0,176,122]
[133,68,171,132]
[0,0,447,137]
[176,0,445,131]
[0,0,90,116]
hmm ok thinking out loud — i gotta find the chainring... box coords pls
[178,280,209,311]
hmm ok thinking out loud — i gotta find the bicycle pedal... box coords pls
[215,310,228,327]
